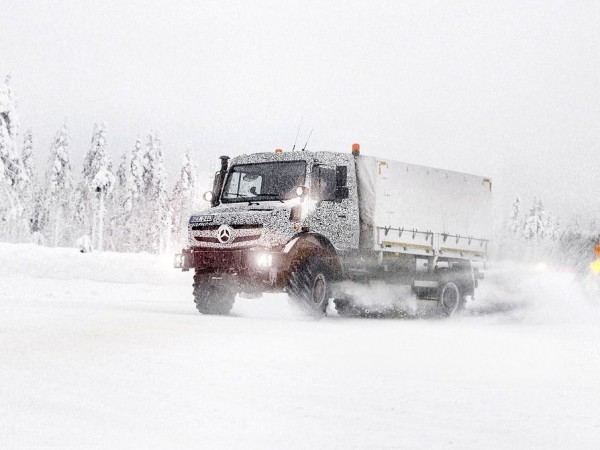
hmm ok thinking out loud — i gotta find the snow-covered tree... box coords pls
[507,196,523,236]
[141,131,170,253]
[83,123,108,186]
[171,145,197,246]
[0,75,24,239]
[82,123,114,251]
[21,131,34,185]
[523,197,547,241]
[129,138,144,204]
[124,139,145,251]
[543,211,560,242]
[108,138,147,252]
[45,123,74,246]
[115,153,128,192]
[19,131,36,238]
[91,166,115,251]
[109,153,130,251]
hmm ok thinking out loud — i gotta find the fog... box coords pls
[2,0,600,219]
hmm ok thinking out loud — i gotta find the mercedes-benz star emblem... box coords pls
[217,224,233,244]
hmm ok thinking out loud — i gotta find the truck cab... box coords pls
[175,150,359,315]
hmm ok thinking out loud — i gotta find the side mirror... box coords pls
[334,187,349,201]
[334,166,349,201]
[336,165,347,187]
[203,191,214,202]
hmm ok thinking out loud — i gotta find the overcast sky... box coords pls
[2,0,599,221]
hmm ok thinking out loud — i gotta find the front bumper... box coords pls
[174,247,292,286]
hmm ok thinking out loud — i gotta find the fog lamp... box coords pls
[257,253,273,268]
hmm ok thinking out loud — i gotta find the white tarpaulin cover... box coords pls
[356,155,493,255]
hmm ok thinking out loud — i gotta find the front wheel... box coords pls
[194,284,236,315]
[287,259,332,317]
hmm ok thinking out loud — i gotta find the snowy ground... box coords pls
[1,243,600,449]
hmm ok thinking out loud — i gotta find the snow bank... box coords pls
[0,242,186,286]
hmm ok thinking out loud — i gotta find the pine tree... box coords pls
[507,196,523,237]
[129,138,144,205]
[19,131,35,239]
[115,153,128,191]
[142,131,169,253]
[110,153,129,251]
[117,138,145,252]
[0,75,24,238]
[91,165,115,251]
[544,211,560,242]
[21,131,34,183]
[82,123,114,251]
[72,183,88,242]
[524,197,547,241]
[171,145,197,247]
[83,123,108,186]
[45,123,74,246]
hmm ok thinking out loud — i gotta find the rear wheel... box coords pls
[438,281,463,316]
[288,259,332,317]
[194,284,235,315]
[334,298,364,317]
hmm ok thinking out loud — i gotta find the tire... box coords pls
[438,281,463,316]
[194,284,235,315]
[288,259,332,317]
[334,298,364,318]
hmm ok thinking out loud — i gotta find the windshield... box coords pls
[221,161,307,203]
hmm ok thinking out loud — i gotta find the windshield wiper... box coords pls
[256,193,284,203]
[225,193,251,199]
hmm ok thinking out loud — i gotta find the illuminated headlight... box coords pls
[257,253,273,268]
[203,191,214,202]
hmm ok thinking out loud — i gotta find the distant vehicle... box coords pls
[582,245,600,298]
[175,144,492,317]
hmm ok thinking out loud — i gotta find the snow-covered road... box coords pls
[1,243,599,449]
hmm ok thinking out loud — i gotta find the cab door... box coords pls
[306,163,359,250]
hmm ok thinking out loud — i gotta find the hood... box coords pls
[188,202,299,249]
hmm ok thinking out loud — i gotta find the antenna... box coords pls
[301,129,313,151]
[292,117,303,152]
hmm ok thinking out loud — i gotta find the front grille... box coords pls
[231,224,263,230]
[191,223,264,247]
[191,223,264,231]
[191,224,220,231]
[194,234,261,244]
[194,236,220,243]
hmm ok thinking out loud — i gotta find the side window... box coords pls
[224,172,241,197]
[311,165,336,202]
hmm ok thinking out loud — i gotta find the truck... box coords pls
[174,144,492,317]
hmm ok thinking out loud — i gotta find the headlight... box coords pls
[257,253,273,268]
[203,191,214,202]
[174,254,185,268]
